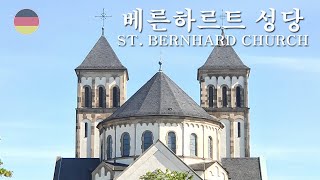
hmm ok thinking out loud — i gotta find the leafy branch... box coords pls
[140,169,193,180]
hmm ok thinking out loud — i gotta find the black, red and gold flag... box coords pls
[14,9,39,34]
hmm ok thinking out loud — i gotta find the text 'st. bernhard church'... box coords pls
[53,29,268,180]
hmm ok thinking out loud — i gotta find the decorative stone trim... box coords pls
[98,116,223,130]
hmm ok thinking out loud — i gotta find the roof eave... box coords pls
[97,115,223,129]
[197,67,250,80]
[75,68,129,80]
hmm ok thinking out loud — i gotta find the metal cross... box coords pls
[95,8,112,35]
[219,9,227,28]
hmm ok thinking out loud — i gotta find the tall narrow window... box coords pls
[84,122,88,138]
[237,122,241,138]
[100,141,103,160]
[167,132,176,153]
[209,86,214,108]
[236,86,242,107]
[99,86,106,108]
[112,86,120,108]
[222,86,228,107]
[190,133,197,156]
[142,131,153,152]
[208,136,213,159]
[84,86,91,107]
[106,135,112,160]
[121,133,130,157]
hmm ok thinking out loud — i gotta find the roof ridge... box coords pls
[140,72,162,114]
[160,73,184,115]
[165,73,207,117]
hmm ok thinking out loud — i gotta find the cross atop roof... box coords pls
[95,8,112,36]
[219,9,227,28]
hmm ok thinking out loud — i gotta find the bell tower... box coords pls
[197,30,250,158]
[75,34,128,158]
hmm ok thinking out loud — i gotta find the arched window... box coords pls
[190,133,197,156]
[106,135,112,160]
[236,86,242,107]
[208,86,214,108]
[167,132,176,153]
[84,86,91,108]
[112,86,120,108]
[84,122,88,138]
[222,86,228,107]
[208,136,213,159]
[98,86,106,108]
[121,133,130,157]
[142,131,153,152]
[237,122,241,138]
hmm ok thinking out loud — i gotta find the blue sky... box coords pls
[0,0,319,180]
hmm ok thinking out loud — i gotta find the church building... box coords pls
[53,30,268,180]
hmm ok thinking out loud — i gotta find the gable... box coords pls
[92,162,114,180]
[92,162,128,180]
[204,162,228,180]
[115,140,202,180]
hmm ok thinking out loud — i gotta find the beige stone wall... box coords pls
[199,72,250,158]
[200,75,246,108]
[76,112,113,158]
[98,117,223,165]
[75,70,128,158]
[207,111,249,158]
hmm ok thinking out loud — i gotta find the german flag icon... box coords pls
[14,9,39,35]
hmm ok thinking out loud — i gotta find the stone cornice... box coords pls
[76,107,117,114]
[197,69,250,81]
[97,115,223,130]
[203,107,250,113]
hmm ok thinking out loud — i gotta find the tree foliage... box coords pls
[140,169,193,180]
[0,160,12,177]
[0,139,12,178]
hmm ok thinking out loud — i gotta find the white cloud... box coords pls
[0,121,44,129]
[244,56,320,73]
[270,175,320,180]
[0,147,74,160]
[251,145,320,160]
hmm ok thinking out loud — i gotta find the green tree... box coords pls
[0,160,12,177]
[0,139,12,178]
[140,169,193,180]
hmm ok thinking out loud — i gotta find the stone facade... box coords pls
[52,33,269,180]
[75,70,128,158]
[198,72,250,158]
[97,116,223,165]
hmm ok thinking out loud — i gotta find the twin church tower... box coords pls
[74,31,250,160]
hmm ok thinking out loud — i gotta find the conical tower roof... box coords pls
[106,72,214,121]
[198,30,249,70]
[198,45,249,70]
[197,30,249,80]
[76,36,127,70]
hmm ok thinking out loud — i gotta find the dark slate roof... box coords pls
[76,36,127,70]
[199,45,249,70]
[222,158,262,180]
[53,158,100,180]
[106,72,214,121]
